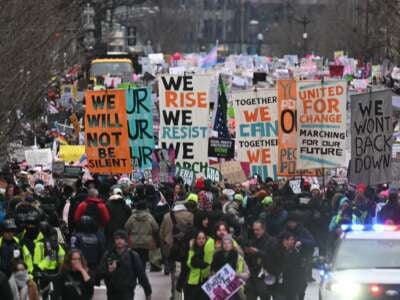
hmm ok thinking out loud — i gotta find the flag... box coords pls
[213,76,230,138]
[201,46,218,68]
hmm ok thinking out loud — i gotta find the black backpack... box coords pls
[169,211,192,262]
[84,202,102,227]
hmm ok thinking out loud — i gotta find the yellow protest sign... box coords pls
[59,145,85,163]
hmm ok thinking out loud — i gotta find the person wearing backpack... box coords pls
[125,200,159,267]
[98,230,152,300]
[74,189,110,229]
[160,199,193,300]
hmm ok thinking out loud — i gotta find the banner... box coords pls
[296,80,347,170]
[232,89,278,180]
[152,148,176,184]
[59,145,85,163]
[175,166,195,186]
[202,264,245,300]
[85,90,132,174]
[350,90,393,185]
[159,74,212,174]
[25,149,52,167]
[126,87,155,170]
[208,138,235,159]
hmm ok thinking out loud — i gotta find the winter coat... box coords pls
[105,196,131,242]
[98,248,152,296]
[160,204,193,257]
[378,202,400,224]
[74,197,110,228]
[0,271,12,300]
[286,224,316,256]
[187,240,214,285]
[9,276,39,300]
[125,209,159,249]
[245,233,278,277]
[54,270,94,300]
[259,209,288,237]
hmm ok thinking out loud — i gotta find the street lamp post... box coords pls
[257,33,263,55]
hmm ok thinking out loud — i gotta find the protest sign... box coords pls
[296,80,347,170]
[208,138,235,159]
[289,179,302,194]
[85,90,132,174]
[52,161,65,177]
[152,148,176,184]
[218,161,247,184]
[350,90,393,185]
[202,264,245,300]
[64,166,83,178]
[175,166,195,186]
[277,80,325,177]
[232,89,278,180]
[159,74,212,175]
[59,145,85,163]
[25,149,52,167]
[126,87,155,170]
[30,171,54,186]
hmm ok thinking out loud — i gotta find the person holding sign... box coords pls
[211,235,249,300]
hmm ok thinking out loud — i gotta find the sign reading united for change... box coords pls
[277,80,326,177]
[126,87,155,170]
[85,90,132,174]
[296,80,347,170]
[232,89,278,180]
[350,90,393,185]
[158,74,213,169]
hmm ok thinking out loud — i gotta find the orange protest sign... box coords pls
[277,80,322,177]
[85,90,132,174]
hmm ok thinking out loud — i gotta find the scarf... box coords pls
[9,272,29,300]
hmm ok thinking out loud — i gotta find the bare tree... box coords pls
[0,0,82,156]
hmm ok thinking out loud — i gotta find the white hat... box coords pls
[310,184,320,192]
[113,188,123,195]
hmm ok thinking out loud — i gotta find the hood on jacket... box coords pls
[85,197,103,204]
[109,194,123,201]
[131,209,151,221]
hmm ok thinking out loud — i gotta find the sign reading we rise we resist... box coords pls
[158,75,213,172]
[233,89,278,180]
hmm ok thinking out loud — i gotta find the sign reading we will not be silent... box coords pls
[85,90,132,174]
[159,75,212,172]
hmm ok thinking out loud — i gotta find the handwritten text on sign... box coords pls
[350,90,393,185]
[233,89,278,180]
[85,90,132,174]
[202,264,245,300]
[159,75,212,169]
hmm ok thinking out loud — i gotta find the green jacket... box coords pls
[0,236,33,274]
[33,239,65,271]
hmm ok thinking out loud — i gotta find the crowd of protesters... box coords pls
[0,160,399,300]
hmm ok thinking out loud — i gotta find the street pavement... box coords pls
[93,270,320,299]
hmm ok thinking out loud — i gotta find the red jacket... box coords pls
[74,197,110,227]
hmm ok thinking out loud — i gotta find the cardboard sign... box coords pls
[158,75,212,173]
[219,161,247,184]
[25,149,52,167]
[202,264,245,300]
[208,138,235,159]
[232,89,278,180]
[30,171,54,186]
[296,80,347,169]
[350,90,393,185]
[126,87,155,170]
[59,145,85,163]
[85,90,132,174]
[289,179,302,194]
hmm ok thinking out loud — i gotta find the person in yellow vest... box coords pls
[0,219,33,277]
[33,224,65,274]
[211,234,249,300]
[185,230,214,300]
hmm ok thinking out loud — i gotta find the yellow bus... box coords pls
[90,57,133,84]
